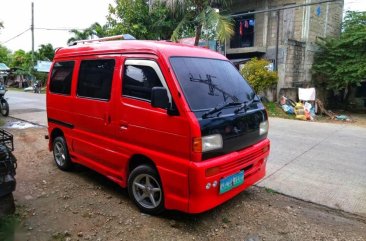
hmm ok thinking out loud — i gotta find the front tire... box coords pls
[53,136,72,171]
[0,99,9,116]
[0,193,15,218]
[128,165,165,215]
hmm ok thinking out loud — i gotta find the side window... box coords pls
[50,61,74,95]
[122,65,163,101]
[77,59,115,100]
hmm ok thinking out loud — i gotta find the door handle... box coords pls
[104,113,111,125]
[120,125,128,131]
[120,121,128,131]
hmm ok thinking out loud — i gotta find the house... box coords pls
[0,63,10,84]
[225,0,344,100]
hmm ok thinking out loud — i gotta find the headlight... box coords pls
[202,134,223,152]
[259,121,269,135]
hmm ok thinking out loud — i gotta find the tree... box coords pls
[107,0,179,40]
[166,0,234,46]
[9,50,32,71]
[36,43,54,61]
[0,45,11,65]
[240,58,278,93]
[312,11,366,100]
[67,28,94,44]
[89,22,109,38]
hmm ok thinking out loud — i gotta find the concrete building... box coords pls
[226,0,344,100]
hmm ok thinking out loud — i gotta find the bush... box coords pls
[240,58,278,93]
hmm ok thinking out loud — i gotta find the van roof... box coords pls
[55,40,227,60]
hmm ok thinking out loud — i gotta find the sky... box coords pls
[0,0,114,52]
[0,0,365,52]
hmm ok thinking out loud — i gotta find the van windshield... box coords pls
[170,57,255,112]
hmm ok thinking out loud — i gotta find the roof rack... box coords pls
[68,34,136,46]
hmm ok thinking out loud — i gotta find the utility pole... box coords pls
[275,10,280,71]
[31,2,35,72]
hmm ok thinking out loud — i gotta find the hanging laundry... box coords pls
[249,19,255,26]
[239,21,243,36]
[244,20,249,29]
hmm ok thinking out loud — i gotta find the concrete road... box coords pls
[258,118,366,216]
[6,90,46,126]
[4,90,366,216]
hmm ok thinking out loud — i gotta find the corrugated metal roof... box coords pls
[0,63,10,71]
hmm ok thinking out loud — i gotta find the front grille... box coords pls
[219,147,265,173]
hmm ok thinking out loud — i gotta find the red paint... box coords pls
[47,40,270,213]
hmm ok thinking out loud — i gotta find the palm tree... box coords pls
[67,22,109,44]
[89,22,109,38]
[67,28,94,44]
[166,0,234,46]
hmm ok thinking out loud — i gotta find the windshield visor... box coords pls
[170,57,255,112]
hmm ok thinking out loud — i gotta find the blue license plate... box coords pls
[219,170,244,194]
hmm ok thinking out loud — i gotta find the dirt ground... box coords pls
[313,113,366,128]
[2,127,366,241]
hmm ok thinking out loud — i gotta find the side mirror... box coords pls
[151,87,169,109]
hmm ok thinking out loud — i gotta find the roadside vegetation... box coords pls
[312,11,366,106]
[264,102,296,119]
[0,213,21,241]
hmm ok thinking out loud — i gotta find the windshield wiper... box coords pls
[202,101,242,119]
[234,97,261,114]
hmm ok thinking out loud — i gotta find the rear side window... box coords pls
[50,61,74,95]
[77,59,115,100]
[122,65,163,101]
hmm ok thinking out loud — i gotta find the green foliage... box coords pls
[9,50,32,73]
[67,23,110,44]
[312,11,366,97]
[0,214,20,241]
[107,0,180,40]
[240,58,278,93]
[167,0,234,45]
[67,28,94,44]
[36,43,54,61]
[0,45,11,65]
[264,102,295,119]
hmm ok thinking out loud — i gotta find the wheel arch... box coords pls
[49,127,64,150]
[127,154,158,176]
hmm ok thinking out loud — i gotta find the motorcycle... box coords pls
[0,129,16,217]
[0,84,9,116]
[33,80,41,94]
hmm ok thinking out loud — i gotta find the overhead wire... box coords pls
[35,27,85,31]
[1,28,30,44]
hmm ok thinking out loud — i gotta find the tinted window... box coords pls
[77,59,115,100]
[170,57,255,111]
[50,61,74,95]
[122,65,163,101]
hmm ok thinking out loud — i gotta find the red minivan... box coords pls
[46,37,270,214]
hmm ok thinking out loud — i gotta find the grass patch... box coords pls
[265,187,276,194]
[6,87,23,92]
[264,102,296,119]
[0,214,21,241]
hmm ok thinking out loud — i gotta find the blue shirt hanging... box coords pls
[316,6,321,16]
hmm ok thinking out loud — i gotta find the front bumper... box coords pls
[188,138,270,213]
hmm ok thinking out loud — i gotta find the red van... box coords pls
[46,36,270,214]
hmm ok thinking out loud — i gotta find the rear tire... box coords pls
[0,99,9,117]
[128,165,165,215]
[53,136,72,171]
